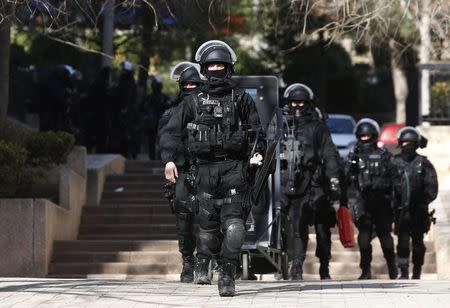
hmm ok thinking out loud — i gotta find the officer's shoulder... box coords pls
[378,146,392,158]
[390,153,403,164]
[419,155,434,167]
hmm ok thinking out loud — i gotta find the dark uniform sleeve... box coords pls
[423,158,438,205]
[315,123,341,179]
[239,92,266,155]
[159,97,195,165]
[383,151,402,203]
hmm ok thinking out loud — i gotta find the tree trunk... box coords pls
[419,0,431,119]
[138,8,156,97]
[101,0,115,68]
[390,39,408,124]
[0,7,12,124]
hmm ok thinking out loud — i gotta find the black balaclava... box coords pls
[179,83,198,95]
[400,143,418,161]
[204,67,228,80]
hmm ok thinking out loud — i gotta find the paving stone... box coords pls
[1,278,450,307]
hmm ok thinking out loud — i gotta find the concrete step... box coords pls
[48,262,180,275]
[301,261,436,275]
[294,238,435,254]
[53,240,179,252]
[125,160,163,169]
[104,183,165,191]
[106,174,164,184]
[309,251,436,264]
[79,224,177,235]
[51,250,436,265]
[102,192,165,200]
[100,198,167,204]
[52,251,182,263]
[78,234,177,240]
[84,205,171,215]
[125,167,164,175]
[81,214,176,225]
[103,188,165,195]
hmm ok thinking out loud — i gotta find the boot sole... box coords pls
[219,287,235,297]
[195,278,211,285]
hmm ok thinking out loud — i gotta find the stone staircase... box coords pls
[48,160,437,280]
[48,160,182,278]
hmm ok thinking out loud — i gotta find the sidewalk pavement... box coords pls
[0,278,449,308]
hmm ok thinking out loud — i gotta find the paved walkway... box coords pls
[0,278,449,307]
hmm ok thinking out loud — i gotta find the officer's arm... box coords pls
[316,123,340,179]
[385,153,402,199]
[160,98,195,165]
[423,158,439,204]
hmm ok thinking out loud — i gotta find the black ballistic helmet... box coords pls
[354,118,380,143]
[170,61,204,87]
[180,66,203,84]
[195,40,237,75]
[283,83,314,102]
[397,126,428,148]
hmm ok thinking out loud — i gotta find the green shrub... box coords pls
[25,131,75,167]
[0,140,27,195]
[431,81,450,118]
[0,118,32,145]
[0,119,75,196]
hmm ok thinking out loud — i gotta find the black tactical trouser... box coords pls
[288,189,333,266]
[397,231,426,267]
[196,160,250,266]
[356,193,395,270]
[174,172,210,260]
[396,208,428,268]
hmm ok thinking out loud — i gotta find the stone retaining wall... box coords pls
[0,147,87,277]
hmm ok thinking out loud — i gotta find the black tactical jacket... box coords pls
[158,94,190,168]
[391,154,438,209]
[160,82,265,164]
[346,142,398,194]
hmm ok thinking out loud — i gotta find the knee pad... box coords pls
[224,218,246,253]
[199,228,223,253]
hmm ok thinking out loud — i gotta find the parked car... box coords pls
[377,122,405,154]
[326,114,357,160]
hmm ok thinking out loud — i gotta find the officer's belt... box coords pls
[197,190,239,206]
[196,156,240,164]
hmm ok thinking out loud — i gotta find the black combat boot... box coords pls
[412,266,421,279]
[358,268,371,280]
[180,256,195,283]
[194,257,211,285]
[218,263,236,297]
[387,260,398,280]
[290,259,303,281]
[319,261,331,280]
[399,265,409,279]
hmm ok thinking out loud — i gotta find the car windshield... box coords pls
[326,118,354,134]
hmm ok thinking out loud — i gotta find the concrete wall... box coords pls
[0,147,88,277]
[417,125,450,279]
[86,154,125,206]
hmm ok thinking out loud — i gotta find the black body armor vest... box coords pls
[356,148,391,192]
[187,90,248,159]
[392,155,425,205]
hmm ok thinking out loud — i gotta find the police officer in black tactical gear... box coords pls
[280,83,342,280]
[159,61,211,283]
[346,118,399,280]
[392,127,438,279]
[160,40,265,297]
